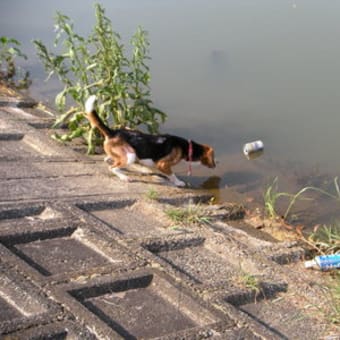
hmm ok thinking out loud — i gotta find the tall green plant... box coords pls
[33,3,166,153]
[0,36,31,89]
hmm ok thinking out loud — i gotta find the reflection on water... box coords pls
[1,0,340,225]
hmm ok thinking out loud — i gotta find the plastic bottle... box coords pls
[304,254,340,270]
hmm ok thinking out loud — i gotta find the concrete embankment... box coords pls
[0,85,338,339]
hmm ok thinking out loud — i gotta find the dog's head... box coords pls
[200,145,216,169]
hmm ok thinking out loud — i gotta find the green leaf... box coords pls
[55,90,66,110]
[52,107,78,128]
[0,36,8,44]
[68,126,86,139]
[86,62,97,71]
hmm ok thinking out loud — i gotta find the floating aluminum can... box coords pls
[243,140,264,160]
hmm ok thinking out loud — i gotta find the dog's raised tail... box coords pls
[84,95,112,139]
[85,95,97,114]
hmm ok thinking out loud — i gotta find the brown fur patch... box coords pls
[104,137,135,168]
[156,147,183,175]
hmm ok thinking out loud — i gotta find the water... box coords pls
[1,0,340,225]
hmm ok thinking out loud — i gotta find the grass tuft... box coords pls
[164,203,211,226]
[307,223,340,255]
[145,188,159,201]
[239,272,260,292]
[264,176,340,222]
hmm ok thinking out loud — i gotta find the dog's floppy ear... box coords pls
[201,145,216,168]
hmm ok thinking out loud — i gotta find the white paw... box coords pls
[175,180,186,187]
[111,168,130,182]
[168,174,186,187]
[104,156,113,165]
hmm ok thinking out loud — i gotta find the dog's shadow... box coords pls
[118,168,170,186]
[115,168,262,191]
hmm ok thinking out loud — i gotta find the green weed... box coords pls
[264,177,291,220]
[145,188,159,201]
[306,222,340,255]
[0,36,31,89]
[165,203,211,226]
[33,3,166,153]
[239,272,260,292]
[264,176,340,222]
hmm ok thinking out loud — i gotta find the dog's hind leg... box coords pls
[104,156,113,165]
[106,156,130,181]
[126,151,137,165]
[110,167,131,182]
[107,156,131,182]
[105,142,136,182]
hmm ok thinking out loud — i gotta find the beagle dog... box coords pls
[84,95,215,186]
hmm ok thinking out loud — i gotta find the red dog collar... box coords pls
[187,140,193,176]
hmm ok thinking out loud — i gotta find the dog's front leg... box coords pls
[167,173,186,187]
[156,161,186,187]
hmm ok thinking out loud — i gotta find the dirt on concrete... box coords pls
[0,85,339,339]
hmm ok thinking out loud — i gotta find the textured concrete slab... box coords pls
[0,207,139,285]
[0,96,37,108]
[0,160,97,179]
[0,175,130,202]
[0,263,61,335]
[52,269,233,339]
[79,200,191,239]
[3,321,96,339]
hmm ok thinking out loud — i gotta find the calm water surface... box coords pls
[1,0,340,224]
